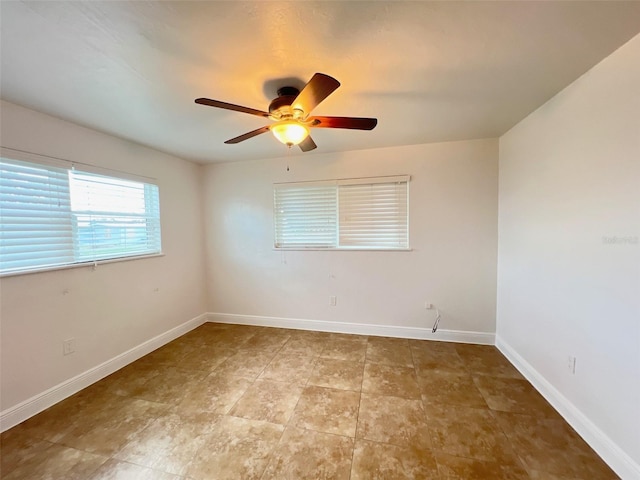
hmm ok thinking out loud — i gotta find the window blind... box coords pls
[274,185,337,248]
[69,171,161,262]
[273,176,409,250]
[0,157,161,275]
[0,159,74,272]
[339,180,408,248]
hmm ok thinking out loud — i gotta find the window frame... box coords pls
[0,147,163,277]
[273,175,410,251]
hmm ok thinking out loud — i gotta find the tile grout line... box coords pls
[349,345,369,479]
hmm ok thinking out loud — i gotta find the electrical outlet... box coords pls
[63,338,76,356]
[567,355,576,374]
[330,296,337,307]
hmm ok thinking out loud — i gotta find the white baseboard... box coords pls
[0,313,208,433]
[207,312,495,345]
[496,336,639,480]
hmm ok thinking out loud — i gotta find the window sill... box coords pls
[0,253,165,278]
[273,247,412,252]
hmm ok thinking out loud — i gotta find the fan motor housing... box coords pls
[269,86,302,118]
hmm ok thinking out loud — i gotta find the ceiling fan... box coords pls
[195,73,377,152]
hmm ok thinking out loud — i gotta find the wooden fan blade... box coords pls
[292,73,340,116]
[195,98,270,118]
[308,116,378,130]
[224,126,271,144]
[299,136,317,152]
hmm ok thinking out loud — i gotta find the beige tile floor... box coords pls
[1,323,618,479]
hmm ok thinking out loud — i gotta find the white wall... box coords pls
[203,139,498,337]
[497,34,640,476]
[0,101,207,414]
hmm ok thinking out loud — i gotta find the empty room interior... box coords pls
[0,2,639,479]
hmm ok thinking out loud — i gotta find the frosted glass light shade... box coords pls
[271,121,310,146]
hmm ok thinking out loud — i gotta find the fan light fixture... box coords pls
[195,72,378,152]
[271,120,309,146]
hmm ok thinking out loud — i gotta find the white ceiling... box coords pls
[1,1,639,164]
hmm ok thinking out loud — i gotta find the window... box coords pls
[0,154,161,275]
[274,175,409,250]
